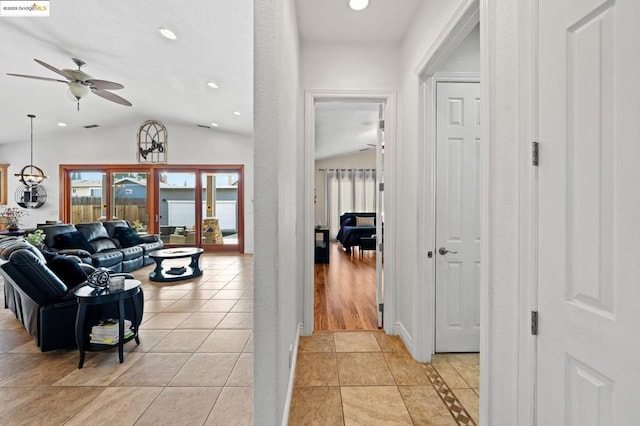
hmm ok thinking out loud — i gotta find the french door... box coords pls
[61,164,244,252]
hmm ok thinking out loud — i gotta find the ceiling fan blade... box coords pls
[34,58,72,80]
[86,79,124,90]
[6,73,68,83]
[91,88,132,106]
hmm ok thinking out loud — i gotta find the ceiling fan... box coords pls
[7,58,132,110]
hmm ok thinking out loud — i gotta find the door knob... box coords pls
[438,247,458,255]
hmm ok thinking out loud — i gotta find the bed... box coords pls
[336,212,377,253]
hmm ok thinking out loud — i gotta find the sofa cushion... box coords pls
[0,240,46,262]
[75,222,110,241]
[113,226,143,248]
[90,250,124,269]
[90,237,118,253]
[54,231,95,254]
[37,224,78,251]
[119,245,143,261]
[8,250,68,305]
[47,255,87,287]
[102,220,129,237]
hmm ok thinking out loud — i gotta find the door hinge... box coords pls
[379,119,385,130]
[379,182,384,191]
[378,303,384,313]
[532,141,539,166]
[378,242,384,252]
[531,310,538,335]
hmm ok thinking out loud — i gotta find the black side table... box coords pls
[74,279,142,368]
[315,227,330,264]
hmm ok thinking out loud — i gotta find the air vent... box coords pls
[83,124,100,129]
[196,124,211,129]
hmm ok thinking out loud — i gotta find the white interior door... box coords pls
[375,103,385,328]
[435,81,481,352]
[537,0,640,423]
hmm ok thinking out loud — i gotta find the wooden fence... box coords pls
[71,197,148,225]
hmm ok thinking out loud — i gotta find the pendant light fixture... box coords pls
[14,114,47,208]
[15,114,48,187]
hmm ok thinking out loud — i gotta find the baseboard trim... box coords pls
[281,322,303,426]
[395,321,413,354]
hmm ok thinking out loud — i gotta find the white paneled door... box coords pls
[435,81,481,352]
[537,0,640,423]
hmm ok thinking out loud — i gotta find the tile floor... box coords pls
[0,253,253,425]
[288,332,479,425]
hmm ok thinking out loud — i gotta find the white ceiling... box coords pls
[315,102,380,160]
[296,0,421,43]
[0,0,253,145]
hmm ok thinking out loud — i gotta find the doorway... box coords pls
[415,10,480,362]
[303,91,397,336]
[313,100,382,331]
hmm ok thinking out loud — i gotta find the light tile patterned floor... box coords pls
[0,253,253,425]
[289,332,479,425]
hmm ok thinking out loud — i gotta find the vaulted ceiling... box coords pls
[0,0,253,145]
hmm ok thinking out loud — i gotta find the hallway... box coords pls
[289,331,479,425]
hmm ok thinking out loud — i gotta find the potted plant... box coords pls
[25,228,46,248]
[0,207,27,232]
[131,219,146,233]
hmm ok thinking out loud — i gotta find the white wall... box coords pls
[395,0,467,353]
[0,124,254,253]
[314,149,376,225]
[302,42,399,91]
[254,0,302,423]
[438,23,480,73]
[480,0,521,423]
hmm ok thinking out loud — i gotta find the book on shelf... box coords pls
[90,329,134,344]
[91,319,132,336]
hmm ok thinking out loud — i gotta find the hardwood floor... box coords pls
[314,242,378,331]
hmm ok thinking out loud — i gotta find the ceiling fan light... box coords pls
[348,0,369,11]
[68,82,89,100]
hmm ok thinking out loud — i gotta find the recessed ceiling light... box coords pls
[233,111,241,116]
[211,122,219,127]
[207,81,219,89]
[57,122,67,127]
[159,27,177,40]
[348,0,369,11]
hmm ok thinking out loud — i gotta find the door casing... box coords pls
[302,90,397,337]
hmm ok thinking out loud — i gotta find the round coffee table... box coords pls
[148,247,204,282]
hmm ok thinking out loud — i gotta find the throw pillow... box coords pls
[53,231,96,254]
[113,226,143,248]
[355,216,375,227]
[47,255,88,287]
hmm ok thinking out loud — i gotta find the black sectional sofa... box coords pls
[37,220,163,273]
[0,236,143,352]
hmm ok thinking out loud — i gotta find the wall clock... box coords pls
[137,120,167,163]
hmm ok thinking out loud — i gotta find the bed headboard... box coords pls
[339,212,376,227]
